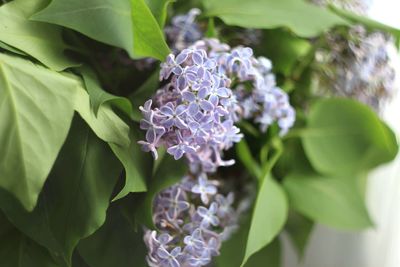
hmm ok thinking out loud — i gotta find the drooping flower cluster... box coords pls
[138,42,244,172]
[314,25,397,111]
[144,173,239,267]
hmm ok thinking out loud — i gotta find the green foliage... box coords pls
[203,0,349,37]
[0,212,58,267]
[32,0,170,60]
[0,0,78,71]
[284,173,373,230]
[0,117,122,266]
[302,98,398,176]
[241,176,288,267]
[0,53,78,210]
[78,204,147,267]
[80,67,133,118]
[256,29,312,76]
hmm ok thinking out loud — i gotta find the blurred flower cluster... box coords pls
[311,0,397,112]
[144,172,244,267]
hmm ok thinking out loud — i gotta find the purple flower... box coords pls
[160,187,190,219]
[183,228,204,254]
[197,202,220,228]
[191,174,217,204]
[160,103,188,129]
[187,251,211,267]
[157,247,182,267]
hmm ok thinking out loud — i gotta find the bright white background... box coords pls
[283,1,400,266]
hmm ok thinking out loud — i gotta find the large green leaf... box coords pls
[0,117,122,266]
[0,0,77,71]
[0,53,77,210]
[78,204,147,267]
[110,125,152,201]
[32,0,170,60]
[283,173,373,230]
[0,212,58,267]
[203,0,348,38]
[241,177,288,267]
[302,98,398,176]
[0,53,129,210]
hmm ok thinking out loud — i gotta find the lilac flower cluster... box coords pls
[314,25,397,112]
[144,173,238,267]
[138,42,244,172]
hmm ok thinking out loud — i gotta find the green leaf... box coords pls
[0,41,27,56]
[283,173,373,230]
[78,204,147,267]
[0,53,77,210]
[302,98,398,176]
[145,0,174,27]
[74,85,130,147]
[284,210,313,257]
[136,156,187,227]
[0,117,122,266]
[241,177,288,267]
[203,0,348,38]
[80,67,133,118]
[110,125,152,201]
[32,0,170,60]
[0,0,77,71]
[0,212,59,267]
[0,53,129,210]
[131,0,171,60]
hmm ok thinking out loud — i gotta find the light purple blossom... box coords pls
[191,174,217,204]
[197,203,220,228]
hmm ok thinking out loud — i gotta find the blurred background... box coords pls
[283,1,400,266]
